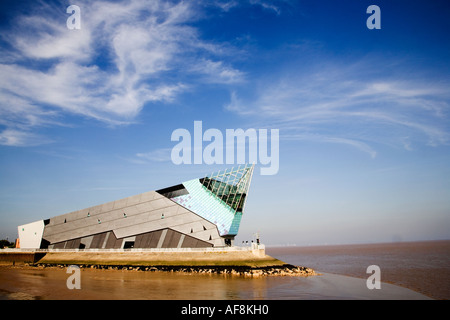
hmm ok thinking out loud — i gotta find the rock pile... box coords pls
[33,263,316,277]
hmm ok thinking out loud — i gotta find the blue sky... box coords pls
[1,0,449,245]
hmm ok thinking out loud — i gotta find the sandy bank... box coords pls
[0,265,429,300]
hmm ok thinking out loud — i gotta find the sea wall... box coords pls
[36,250,283,267]
[1,247,317,277]
[0,251,46,264]
[1,246,280,267]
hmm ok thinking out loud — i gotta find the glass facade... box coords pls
[170,164,254,237]
[200,164,254,214]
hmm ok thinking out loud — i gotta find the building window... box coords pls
[123,241,134,249]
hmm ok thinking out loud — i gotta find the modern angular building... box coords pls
[17,165,254,250]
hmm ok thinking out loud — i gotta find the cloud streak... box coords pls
[225,62,450,156]
[283,133,378,158]
[0,0,244,146]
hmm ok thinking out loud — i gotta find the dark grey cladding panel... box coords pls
[90,232,107,249]
[181,233,212,248]
[181,235,196,248]
[133,233,143,248]
[50,228,214,249]
[134,232,147,248]
[162,229,182,248]
[52,238,80,249]
[65,238,81,249]
[53,241,66,249]
[148,230,162,248]
[105,231,122,249]
[135,231,157,248]
[133,228,212,248]
[51,231,114,249]
[135,230,158,248]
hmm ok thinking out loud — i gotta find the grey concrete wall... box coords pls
[43,190,225,248]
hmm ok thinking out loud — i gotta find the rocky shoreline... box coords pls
[29,263,316,277]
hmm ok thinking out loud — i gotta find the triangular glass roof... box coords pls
[200,164,255,213]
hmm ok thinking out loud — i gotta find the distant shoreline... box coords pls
[264,239,450,249]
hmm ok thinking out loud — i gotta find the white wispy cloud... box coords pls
[189,59,245,84]
[0,0,244,146]
[208,0,286,14]
[249,0,282,15]
[283,133,378,158]
[225,62,450,156]
[136,148,173,162]
[0,128,52,147]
